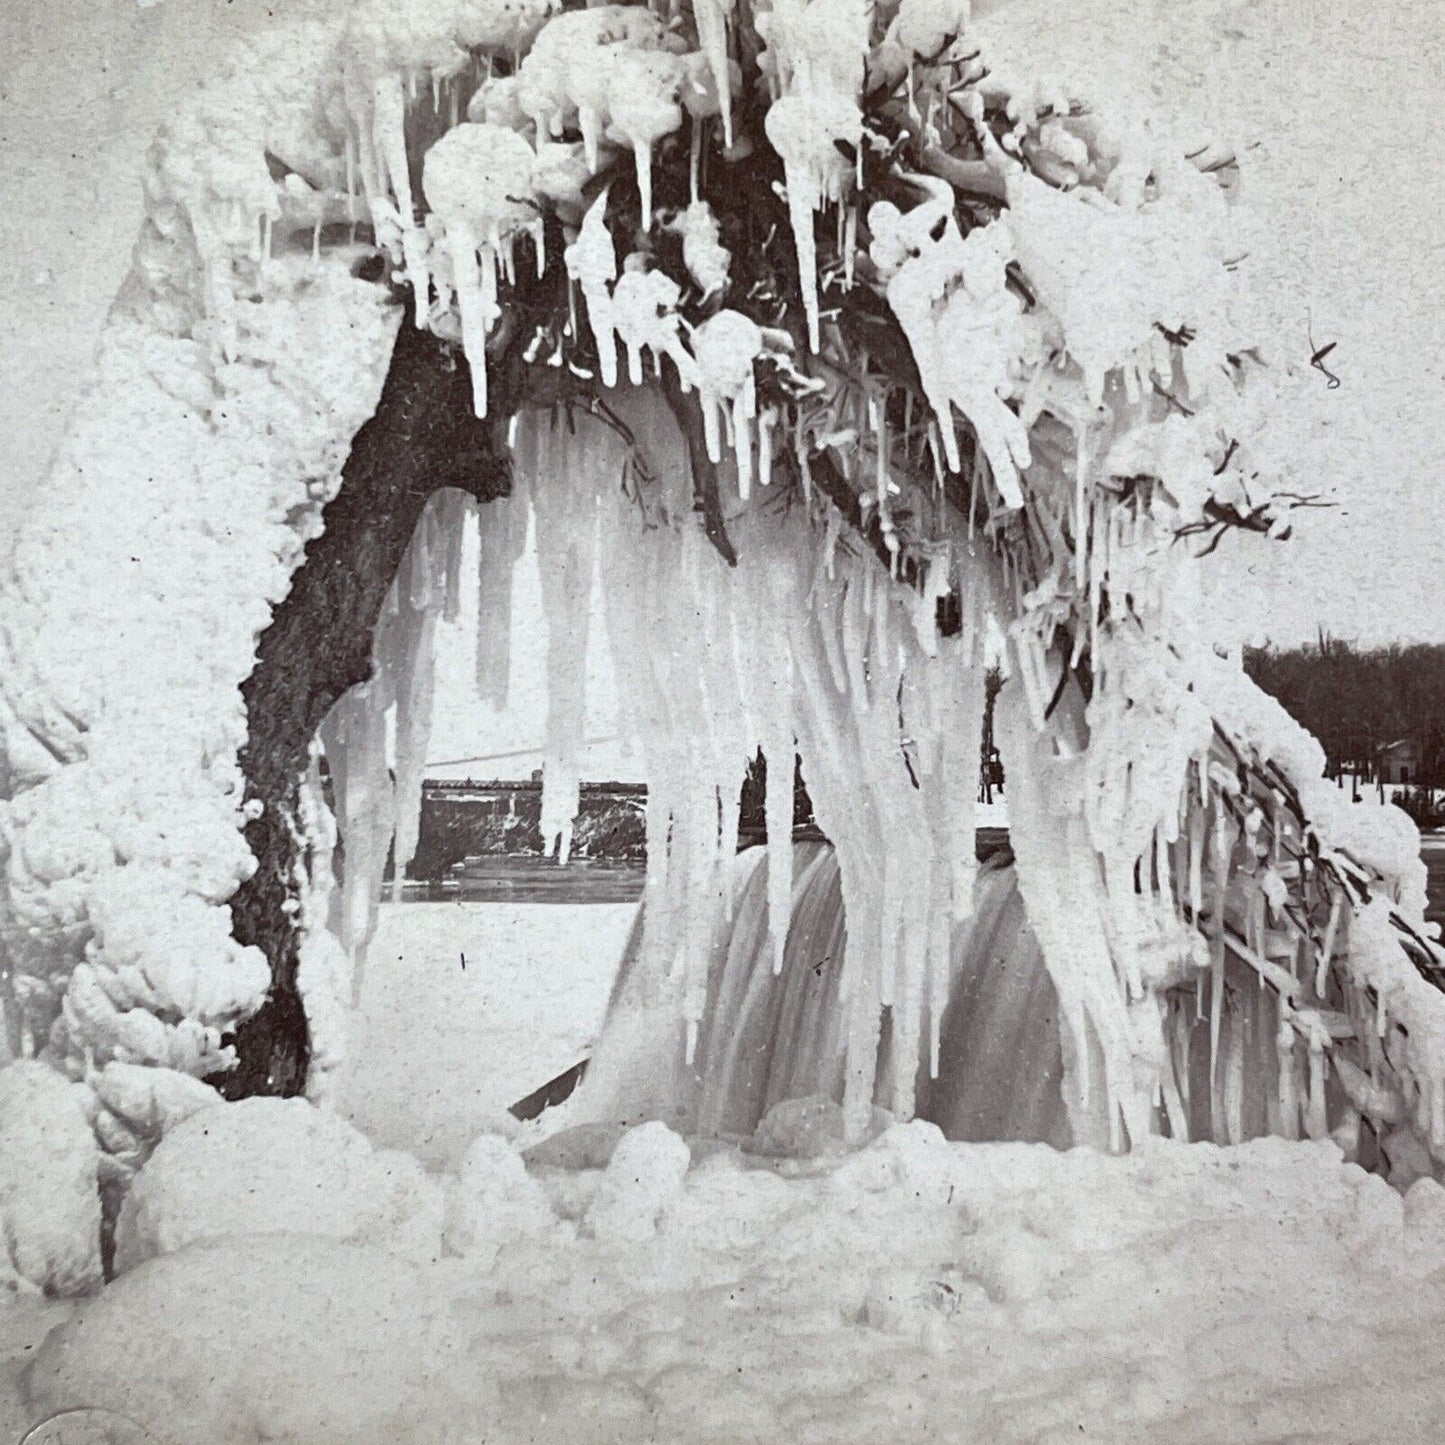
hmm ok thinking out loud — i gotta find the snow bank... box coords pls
[0,1062,100,1297]
[23,1236,484,1445]
[16,1125,1445,1443]
[114,1096,443,1274]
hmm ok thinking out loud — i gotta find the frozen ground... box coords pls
[3,904,1445,1442]
[338,901,635,1168]
[9,1118,1445,1444]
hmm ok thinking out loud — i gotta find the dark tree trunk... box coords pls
[217,306,514,1098]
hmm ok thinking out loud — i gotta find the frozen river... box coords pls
[339,901,635,1168]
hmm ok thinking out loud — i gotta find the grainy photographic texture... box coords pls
[2,2,1444,1442]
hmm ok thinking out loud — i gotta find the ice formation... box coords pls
[421,121,542,415]
[500,395,994,1133]
[317,486,471,1002]
[113,1096,443,1274]
[0,0,1440,1187]
[515,419,603,863]
[570,842,1075,1146]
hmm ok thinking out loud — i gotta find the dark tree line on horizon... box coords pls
[1245,635,1445,819]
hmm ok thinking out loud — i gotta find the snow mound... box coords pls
[0,1061,100,1297]
[444,1132,561,1264]
[585,1120,691,1243]
[114,1097,442,1273]
[22,1237,485,1445]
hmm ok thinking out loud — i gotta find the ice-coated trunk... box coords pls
[221,312,514,1099]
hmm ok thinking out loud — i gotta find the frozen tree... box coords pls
[0,0,1441,1186]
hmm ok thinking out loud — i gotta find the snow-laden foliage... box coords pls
[0,242,396,1160]
[0,0,1441,1175]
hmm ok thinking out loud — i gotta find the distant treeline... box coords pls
[1245,635,1445,789]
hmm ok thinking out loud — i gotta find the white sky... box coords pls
[2,0,1441,774]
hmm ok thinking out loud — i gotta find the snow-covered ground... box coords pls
[339,902,635,1168]
[9,1116,1445,1442]
[9,901,1445,1444]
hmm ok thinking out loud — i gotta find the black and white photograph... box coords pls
[2,0,1444,1439]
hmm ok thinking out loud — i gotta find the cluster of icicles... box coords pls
[316,490,472,982]
[307,389,1443,1159]
[312,391,990,1132]
[172,0,1254,604]
[333,2,1083,494]
[156,0,1445,1153]
[320,0,1245,545]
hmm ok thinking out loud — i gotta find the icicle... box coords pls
[441,492,468,624]
[345,133,358,225]
[390,606,439,898]
[926,866,951,1078]
[1276,1008,1300,1141]
[578,106,604,174]
[1187,802,1205,926]
[1224,1011,1246,1144]
[1315,890,1344,996]
[763,743,795,975]
[475,490,529,709]
[732,385,755,499]
[693,0,735,148]
[565,191,619,387]
[373,73,430,327]
[447,222,492,415]
[764,93,858,353]
[633,139,655,232]
[1305,1029,1328,1140]
[321,684,394,972]
[522,410,618,865]
[700,386,723,463]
